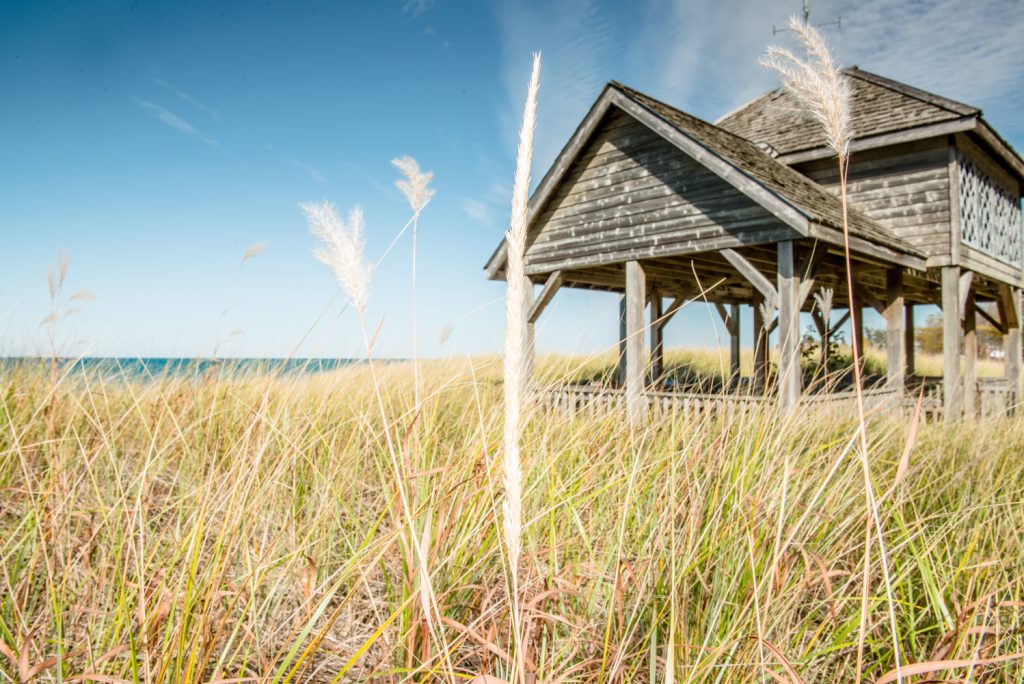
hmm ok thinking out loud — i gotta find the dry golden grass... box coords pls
[2,357,1023,682]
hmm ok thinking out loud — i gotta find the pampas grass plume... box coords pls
[302,201,373,316]
[502,51,540,682]
[503,51,540,583]
[392,156,435,216]
[761,16,852,158]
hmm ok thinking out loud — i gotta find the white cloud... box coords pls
[493,0,1024,167]
[830,0,1024,141]
[461,197,492,227]
[404,0,434,17]
[153,78,223,122]
[461,174,510,230]
[134,99,219,146]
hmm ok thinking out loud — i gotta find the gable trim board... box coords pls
[484,83,925,281]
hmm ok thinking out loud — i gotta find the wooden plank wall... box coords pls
[523,109,795,274]
[795,138,952,259]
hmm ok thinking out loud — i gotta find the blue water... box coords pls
[1,357,375,380]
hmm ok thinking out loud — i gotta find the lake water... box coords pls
[1,357,374,380]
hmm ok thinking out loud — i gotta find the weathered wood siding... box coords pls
[523,109,797,275]
[794,138,952,259]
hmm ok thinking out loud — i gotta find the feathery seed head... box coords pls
[302,201,373,315]
[761,16,852,159]
[502,51,541,585]
[392,156,435,216]
[813,287,834,320]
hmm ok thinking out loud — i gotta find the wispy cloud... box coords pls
[404,0,434,17]
[134,99,219,146]
[264,143,327,183]
[153,78,223,122]
[291,158,326,183]
[494,0,1024,167]
[461,174,510,230]
[831,0,1024,141]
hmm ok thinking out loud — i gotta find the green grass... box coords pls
[1,357,1023,682]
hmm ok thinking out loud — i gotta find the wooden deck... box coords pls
[535,378,1018,421]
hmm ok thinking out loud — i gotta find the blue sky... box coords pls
[2,0,1023,360]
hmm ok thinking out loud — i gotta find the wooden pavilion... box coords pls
[484,68,1024,421]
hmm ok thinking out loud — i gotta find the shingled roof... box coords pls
[717,67,979,156]
[609,82,920,257]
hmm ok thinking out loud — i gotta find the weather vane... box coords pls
[773,0,842,33]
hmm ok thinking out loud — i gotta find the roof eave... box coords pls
[483,83,622,280]
[808,222,925,270]
[776,116,977,165]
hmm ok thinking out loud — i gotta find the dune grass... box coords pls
[1,358,1023,682]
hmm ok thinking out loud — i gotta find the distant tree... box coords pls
[916,309,1003,358]
[864,326,886,349]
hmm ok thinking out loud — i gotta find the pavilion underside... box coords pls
[522,236,1022,424]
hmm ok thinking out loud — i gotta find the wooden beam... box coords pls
[964,287,977,417]
[831,310,852,334]
[721,248,778,305]
[852,302,865,362]
[527,270,564,324]
[714,302,738,335]
[796,246,825,309]
[654,294,687,332]
[777,241,801,411]
[1005,287,1022,413]
[729,302,741,384]
[650,294,664,385]
[942,266,963,421]
[617,293,627,387]
[853,282,886,316]
[523,274,536,387]
[959,271,974,320]
[975,304,1005,334]
[885,268,905,388]
[811,309,826,336]
[752,291,768,396]
[905,304,916,378]
[1000,283,1021,329]
[625,260,648,425]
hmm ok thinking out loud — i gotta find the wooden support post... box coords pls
[885,269,905,388]
[730,302,741,387]
[851,301,864,371]
[963,287,977,417]
[617,294,627,387]
[650,293,664,386]
[625,261,648,424]
[1005,287,1022,411]
[752,291,767,396]
[905,303,915,378]
[942,266,962,420]
[523,275,536,388]
[777,241,801,411]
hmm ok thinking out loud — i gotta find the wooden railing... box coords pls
[536,379,1018,420]
[902,378,1020,420]
[535,383,902,419]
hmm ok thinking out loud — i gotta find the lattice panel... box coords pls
[958,150,1023,264]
